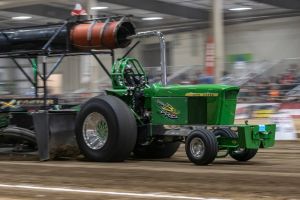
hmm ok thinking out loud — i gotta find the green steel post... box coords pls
[31,58,38,97]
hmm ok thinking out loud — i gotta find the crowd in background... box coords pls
[239,66,300,102]
[1,62,300,103]
[166,64,300,103]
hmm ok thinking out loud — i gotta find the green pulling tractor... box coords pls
[74,31,276,165]
[0,17,276,165]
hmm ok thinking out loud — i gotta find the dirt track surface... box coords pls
[0,141,299,200]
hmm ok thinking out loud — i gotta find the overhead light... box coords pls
[142,17,163,21]
[91,6,108,10]
[12,16,32,20]
[229,7,252,11]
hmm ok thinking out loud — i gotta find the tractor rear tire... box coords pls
[185,129,218,165]
[75,95,137,162]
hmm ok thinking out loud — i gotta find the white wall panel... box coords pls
[225,16,300,61]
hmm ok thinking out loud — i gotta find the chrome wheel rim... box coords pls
[190,137,205,159]
[233,148,245,154]
[82,112,108,150]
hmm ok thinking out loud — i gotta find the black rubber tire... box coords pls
[229,148,258,162]
[213,128,237,139]
[213,128,237,155]
[134,141,181,159]
[0,127,36,145]
[213,128,258,161]
[75,95,137,162]
[133,126,180,159]
[185,129,218,165]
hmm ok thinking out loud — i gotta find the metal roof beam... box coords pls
[3,4,71,20]
[97,0,209,19]
[251,0,300,10]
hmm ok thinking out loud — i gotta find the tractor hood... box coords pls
[144,83,240,97]
[145,83,240,125]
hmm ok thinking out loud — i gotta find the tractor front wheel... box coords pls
[185,129,218,165]
[229,148,258,162]
[213,128,258,161]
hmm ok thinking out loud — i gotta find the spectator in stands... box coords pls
[268,84,280,102]
[244,80,257,102]
[280,71,295,92]
[195,70,214,84]
[256,80,269,101]
[297,74,300,85]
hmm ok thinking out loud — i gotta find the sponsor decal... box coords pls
[157,100,179,119]
[15,99,55,106]
[185,92,219,97]
[0,99,56,110]
[0,99,17,109]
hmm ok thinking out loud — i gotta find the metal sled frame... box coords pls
[0,16,138,161]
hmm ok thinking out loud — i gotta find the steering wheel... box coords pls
[123,65,140,87]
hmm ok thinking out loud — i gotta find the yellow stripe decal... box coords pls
[185,93,219,97]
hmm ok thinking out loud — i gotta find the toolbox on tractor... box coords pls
[0,12,276,165]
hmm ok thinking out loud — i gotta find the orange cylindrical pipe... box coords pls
[70,21,135,50]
